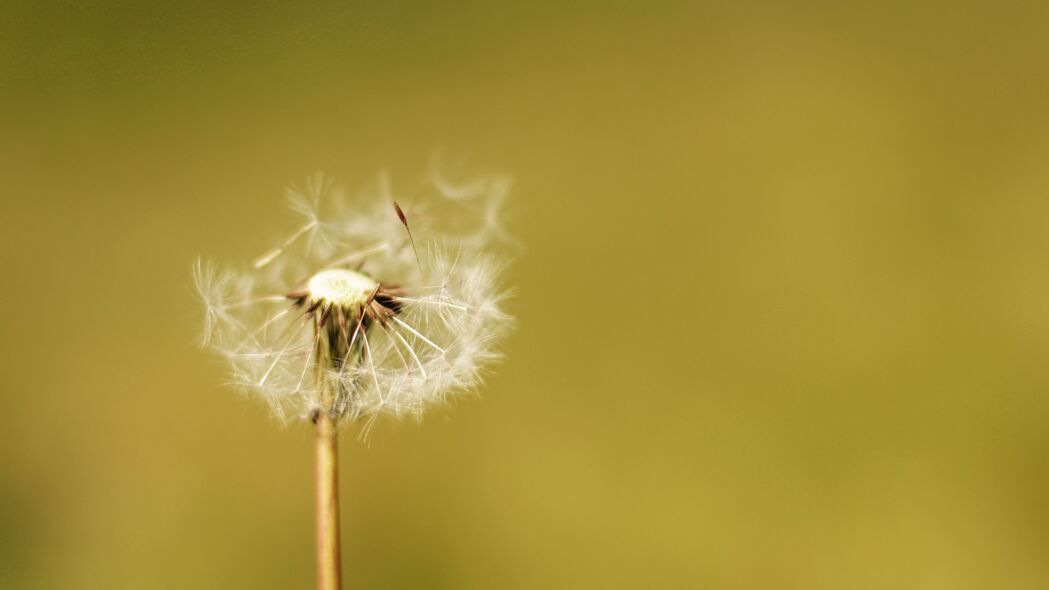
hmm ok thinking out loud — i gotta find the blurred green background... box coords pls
[4,2,1049,588]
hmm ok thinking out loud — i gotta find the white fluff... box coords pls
[196,170,514,431]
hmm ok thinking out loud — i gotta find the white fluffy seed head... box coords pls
[196,168,515,433]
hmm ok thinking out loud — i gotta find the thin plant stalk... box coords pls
[315,411,342,590]
[315,318,342,590]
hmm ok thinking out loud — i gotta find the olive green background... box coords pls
[4,2,1049,588]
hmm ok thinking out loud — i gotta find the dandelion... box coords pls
[195,170,513,590]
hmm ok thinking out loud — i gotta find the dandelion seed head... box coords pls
[196,167,515,432]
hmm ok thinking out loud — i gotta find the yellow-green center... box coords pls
[306,269,378,307]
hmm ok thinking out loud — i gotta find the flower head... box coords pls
[196,171,513,432]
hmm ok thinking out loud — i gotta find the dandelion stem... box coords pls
[315,411,342,590]
[315,317,343,590]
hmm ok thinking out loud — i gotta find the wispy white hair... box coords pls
[196,169,514,432]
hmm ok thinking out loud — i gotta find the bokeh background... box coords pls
[4,2,1049,588]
